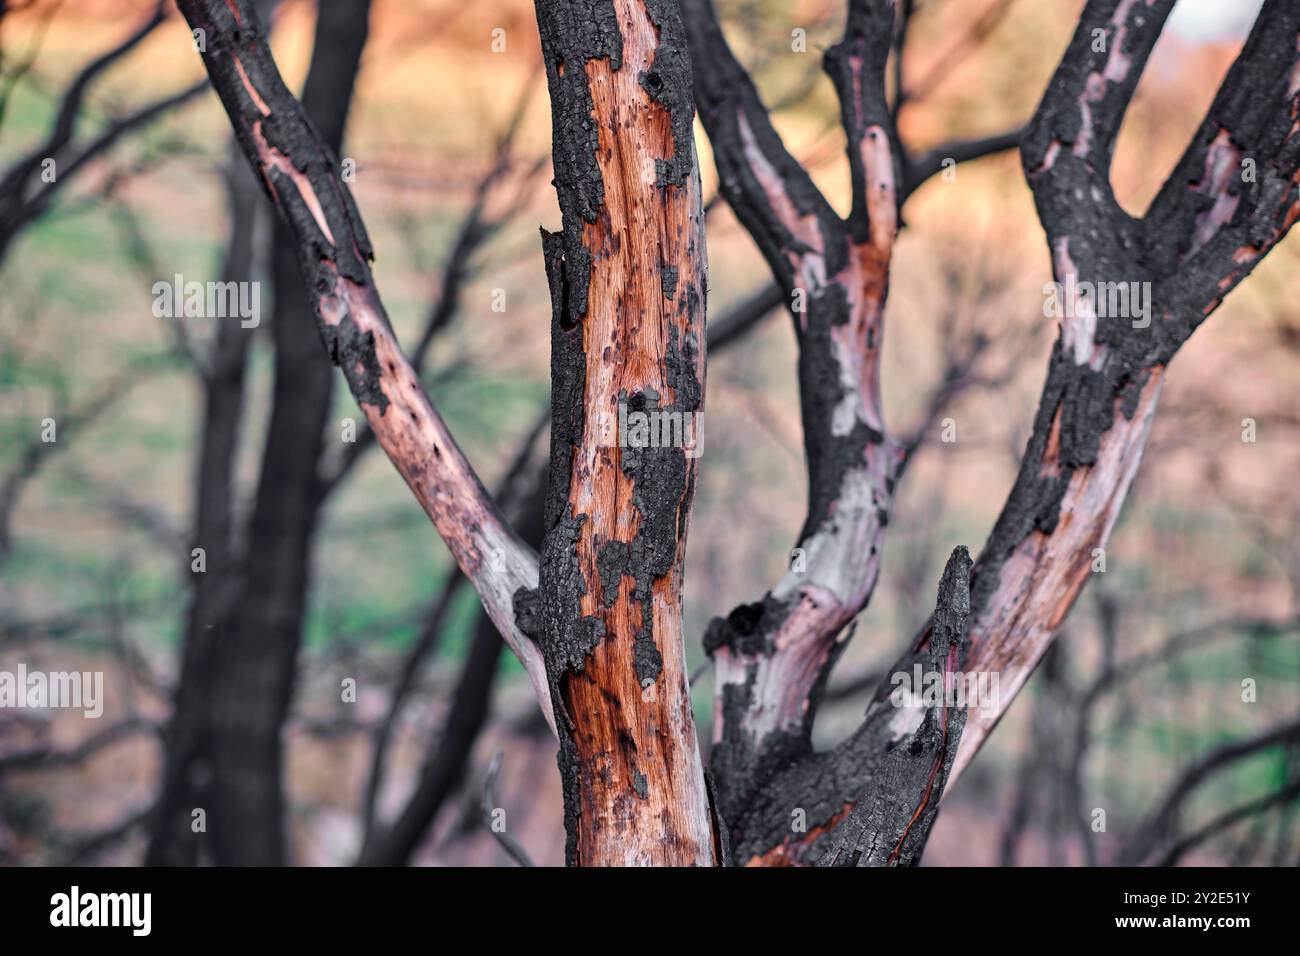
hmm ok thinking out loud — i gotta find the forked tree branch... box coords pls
[949,0,1300,782]
[684,0,908,838]
[688,0,1300,865]
[684,0,1014,863]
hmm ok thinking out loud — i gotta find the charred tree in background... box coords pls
[145,147,261,866]
[167,0,559,863]
[149,0,373,866]
[0,1,206,268]
[203,0,373,867]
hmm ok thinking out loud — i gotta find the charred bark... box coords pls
[815,547,971,867]
[533,0,715,866]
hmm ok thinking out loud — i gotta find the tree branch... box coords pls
[1122,715,1300,865]
[947,0,1300,785]
[175,0,553,734]
[687,0,907,848]
[815,547,971,867]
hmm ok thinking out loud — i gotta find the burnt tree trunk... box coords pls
[145,147,260,866]
[532,0,716,865]
[203,0,373,867]
[176,0,1300,867]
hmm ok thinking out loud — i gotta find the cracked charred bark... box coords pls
[532,0,715,866]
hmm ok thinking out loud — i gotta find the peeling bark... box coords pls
[175,0,554,738]
[683,0,910,852]
[534,0,714,866]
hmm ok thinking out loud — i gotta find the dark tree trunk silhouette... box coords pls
[149,0,373,866]
[202,0,372,870]
[145,148,260,865]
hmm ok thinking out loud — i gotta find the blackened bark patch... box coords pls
[555,721,585,863]
[816,547,971,867]
[665,325,702,413]
[702,594,787,658]
[512,585,540,641]
[541,506,606,675]
[791,285,884,538]
[617,326,703,686]
[640,0,696,187]
[260,112,374,286]
[540,229,587,532]
[321,315,388,414]
[619,427,678,686]
[704,769,733,866]
[660,264,679,299]
[597,539,631,609]
[535,0,622,224]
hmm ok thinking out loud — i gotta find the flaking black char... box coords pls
[534,0,713,865]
